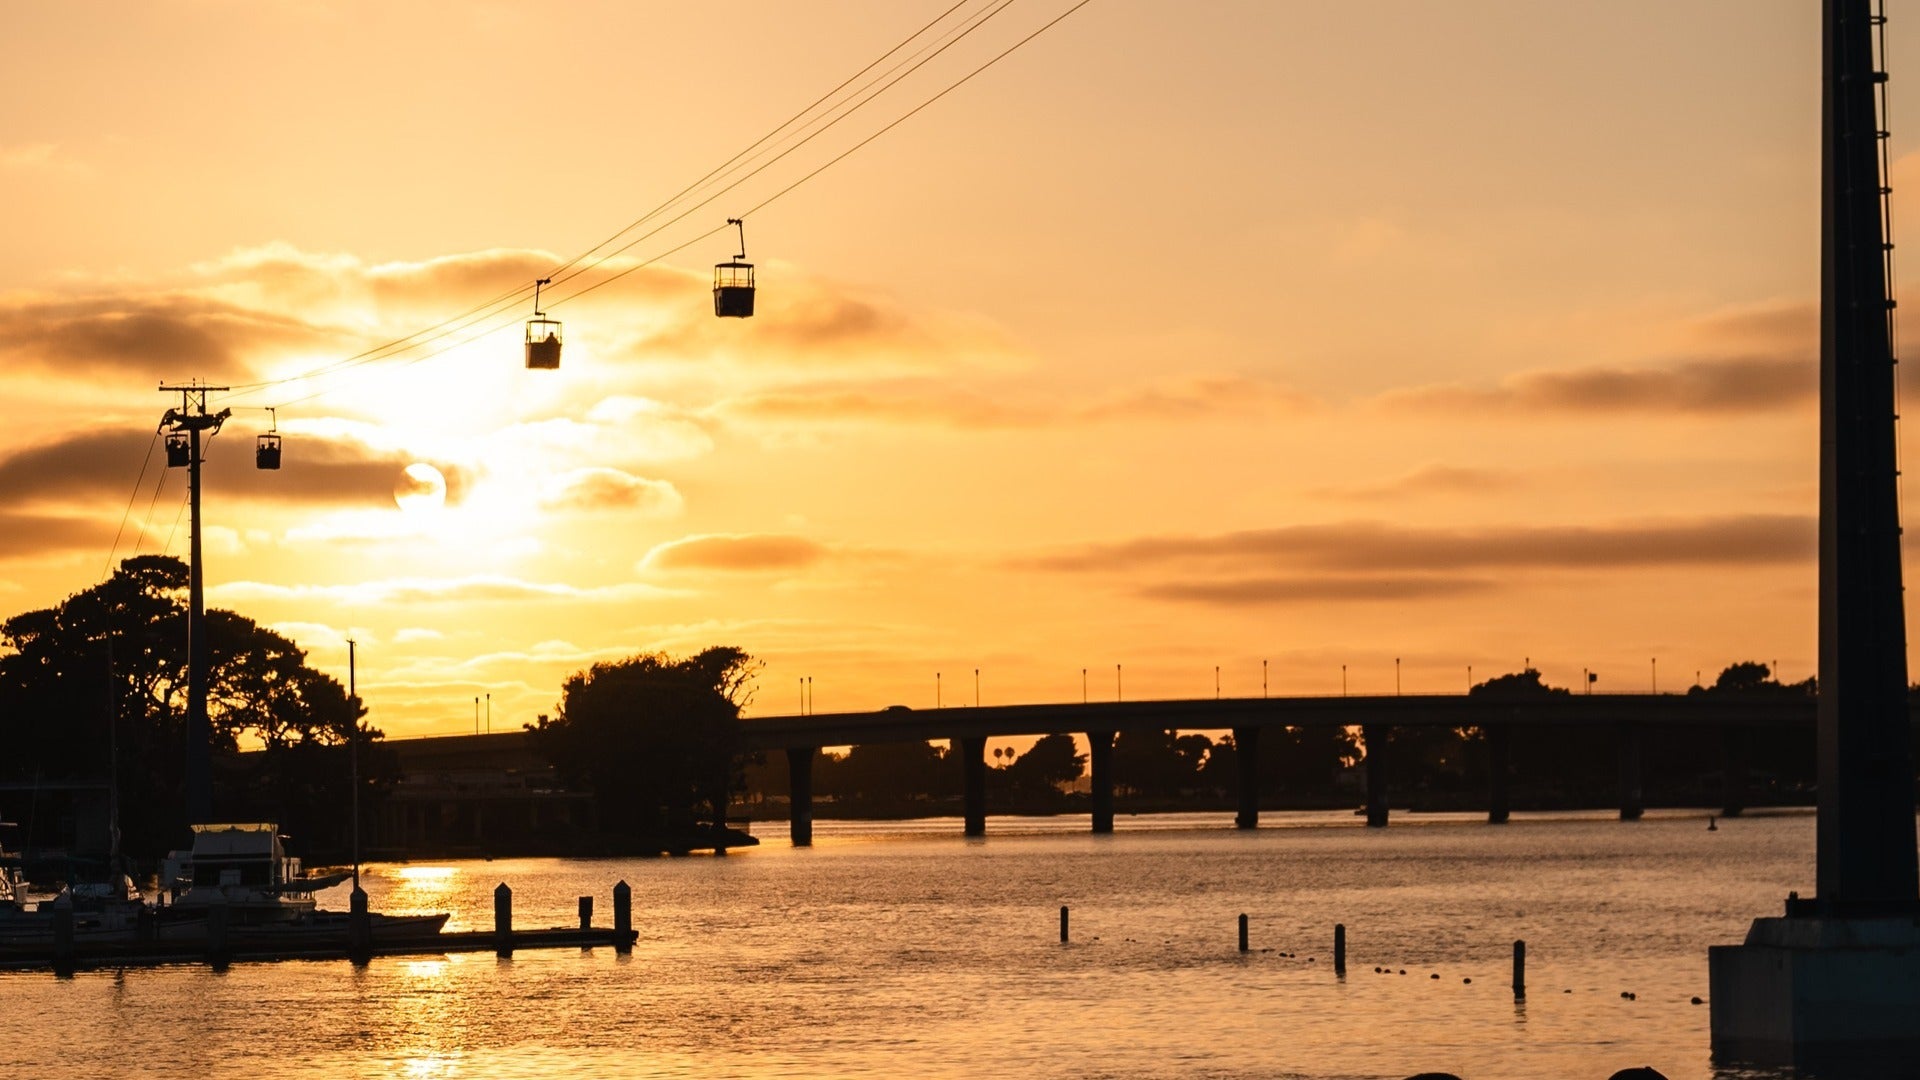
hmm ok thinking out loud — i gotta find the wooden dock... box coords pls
[0,924,638,973]
[1,881,638,974]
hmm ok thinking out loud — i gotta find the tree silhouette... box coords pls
[0,556,368,858]
[1002,733,1086,798]
[528,647,757,842]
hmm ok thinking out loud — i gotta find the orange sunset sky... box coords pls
[0,1,1907,739]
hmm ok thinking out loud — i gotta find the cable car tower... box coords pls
[157,382,231,825]
[526,277,561,369]
[713,218,756,318]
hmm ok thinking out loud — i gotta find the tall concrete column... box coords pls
[1617,724,1644,822]
[785,745,816,847]
[1486,722,1512,825]
[1813,0,1920,914]
[1233,725,1260,829]
[960,735,987,836]
[1088,730,1114,834]
[1362,724,1388,828]
[1721,726,1752,819]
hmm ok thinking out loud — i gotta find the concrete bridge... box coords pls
[741,692,1823,845]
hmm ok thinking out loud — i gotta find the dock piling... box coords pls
[1238,913,1249,953]
[578,895,593,931]
[207,901,231,970]
[1513,939,1526,998]
[1060,904,1069,943]
[51,900,74,977]
[494,883,513,959]
[1334,923,1346,975]
[613,880,632,955]
[349,886,371,965]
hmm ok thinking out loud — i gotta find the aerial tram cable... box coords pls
[550,0,1097,313]
[231,0,1060,404]
[221,0,1009,403]
[100,431,162,579]
[536,0,1030,311]
[538,0,983,289]
[239,0,1095,409]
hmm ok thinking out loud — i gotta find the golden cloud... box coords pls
[1382,356,1811,415]
[641,534,830,573]
[541,468,684,515]
[1024,514,1813,576]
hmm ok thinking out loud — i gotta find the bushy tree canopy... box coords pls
[0,556,367,857]
[528,646,758,838]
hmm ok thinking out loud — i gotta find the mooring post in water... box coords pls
[51,899,75,976]
[207,900,231,970]
[1334,923,1346,975]
[494,883,513,959]
[349,886,371,965]
[579,895,593,931]
[613,880,633,954]
[1513,939,1526,998]
[1060,905,1070,943]
[1239,913,1249,953]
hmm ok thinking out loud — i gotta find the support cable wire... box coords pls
[133,457,174,560]
[552,0,1093,311]
[538,0,980,287]
[252,0,1085,408]
[450,0,1027,315]
[100,430,162,579]
[262,226,733,410]
[222,0,1012,404]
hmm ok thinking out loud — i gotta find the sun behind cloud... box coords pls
[394,462,447,514]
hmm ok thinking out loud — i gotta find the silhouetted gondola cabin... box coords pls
[165,432,191,468]
[525,316,562,369]
[713,217,755,318]
[256,432,281,470]
[525,277,561,369]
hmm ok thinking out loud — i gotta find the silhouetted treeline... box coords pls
[0,557,376,862]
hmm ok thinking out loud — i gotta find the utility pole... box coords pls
[348,638,359,889]
[159,382,230,825]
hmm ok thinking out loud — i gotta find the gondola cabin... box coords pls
[525,316,562,369]
[713,261,755,318]
[525,276,561,369]
[256,432,282,470]
[713,217,755,318]
[165,432,191,468]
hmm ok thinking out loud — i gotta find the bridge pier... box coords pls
[1617,723,1644,821]
[1233,725,1260,829]
[785,746,816,847]
[1088,730,1114,833]
[1362,724,1389,828]
[960,735,987,836]
[1486,722,1511,824]
[1720,725,1751,818]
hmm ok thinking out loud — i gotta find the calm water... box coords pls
[0,809,1864,1079]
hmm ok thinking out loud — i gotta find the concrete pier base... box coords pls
[785,746,816,847]
[1088,731,1114,834]
[1232,725,1259,829]
[1709,916,1920,1066]
[1361,725,1388,828]
[960,736,987,836]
